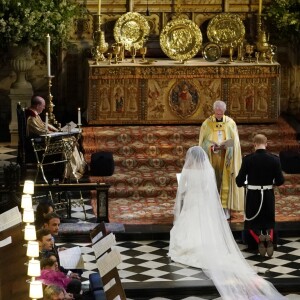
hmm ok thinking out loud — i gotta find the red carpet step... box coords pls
[82,116,300,224]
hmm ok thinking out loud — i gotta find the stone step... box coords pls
[83,117,296,142]
[108,186,177,199]
[83,120,298,160]
[83,119,300,224]
[283,172,300,184]
[278,184,300,195]
[274,194,300,222]
[89,170,179,189]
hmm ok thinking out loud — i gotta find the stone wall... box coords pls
[0,0,299,141]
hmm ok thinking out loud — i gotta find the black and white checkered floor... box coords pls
[1,145,300,299]
[62,236,300,282]
[0,145,18,161]
[58,232,300,299]
[57,199,300,299]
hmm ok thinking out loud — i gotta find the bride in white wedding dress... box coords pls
[168,146,285,300]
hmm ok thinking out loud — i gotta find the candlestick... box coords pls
[258,0,262,15]
[98,0,101,15]
[78,107,81,126]
[47,76,58,127]
[46,34,51,77]
[45,112,48,133]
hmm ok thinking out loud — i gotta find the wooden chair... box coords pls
[96,250,126,300]
[88,222,126,300]
[90,222,108,244]
[89,222,109,293]
[16,102,36,180]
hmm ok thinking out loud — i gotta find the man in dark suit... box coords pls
[43,212,81,279]
[236,134,284,257]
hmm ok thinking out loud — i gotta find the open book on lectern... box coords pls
[60,121,78,132]
[209,138,234,148]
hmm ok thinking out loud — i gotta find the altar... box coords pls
[86,59,280,124]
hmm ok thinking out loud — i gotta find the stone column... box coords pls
[8,45,34,144]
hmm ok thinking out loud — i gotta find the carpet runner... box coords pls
[82,116,300,225]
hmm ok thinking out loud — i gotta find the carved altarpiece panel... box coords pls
[87,60,280,124]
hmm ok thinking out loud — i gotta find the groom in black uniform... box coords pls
[236,134,284,257]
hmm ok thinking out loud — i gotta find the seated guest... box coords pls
[39,255,82,299]
[35,202,54,229]
[26,95,87,180]
[43,284,73,300]
[43,212,61,237]
[37,228,54,258]
[43,212,81,279]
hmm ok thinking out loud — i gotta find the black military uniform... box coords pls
[236,149,284,231]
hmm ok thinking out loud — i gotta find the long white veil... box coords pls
[169,146,285,300]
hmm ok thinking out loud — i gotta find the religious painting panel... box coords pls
[88,78,142,124]
[146,78,221,123]
[226,77,279,122]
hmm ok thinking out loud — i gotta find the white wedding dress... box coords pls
[168,146,285,300]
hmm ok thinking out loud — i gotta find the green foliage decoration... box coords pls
[263,0,300,44]
[0,0,81,51]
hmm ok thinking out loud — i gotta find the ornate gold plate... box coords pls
[160,17,202,62]
[207,13,245,48]
[202,42,221,62]
[114,12,150,51]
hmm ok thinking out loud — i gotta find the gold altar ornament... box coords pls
[140,46,147,62]
[130,44,137,63]
[114,12,150,51]
[266,45,277,64]
[202,42,221,62]
[112,43,122,64]
[160,17,202,63]
[92,31,109,63]
[256,30,269,61]
[245,44,254,62]
[92,14,109,64]
[207,13,245,49]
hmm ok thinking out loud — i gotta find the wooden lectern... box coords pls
[0,223,28,299]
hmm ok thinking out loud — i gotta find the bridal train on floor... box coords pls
[168,146,285,300]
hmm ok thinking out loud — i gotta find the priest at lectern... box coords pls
[26,95,87,180]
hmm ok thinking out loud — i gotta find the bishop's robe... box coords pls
[199,115,244,211]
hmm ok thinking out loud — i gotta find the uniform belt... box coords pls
[247,185,273,190]
[244,184,273,221]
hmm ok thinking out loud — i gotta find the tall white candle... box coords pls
[78,107,81,125]
[258,0,262,15]
[45,112,48,133]
[98,0,101,15]
[46,34,51,77]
